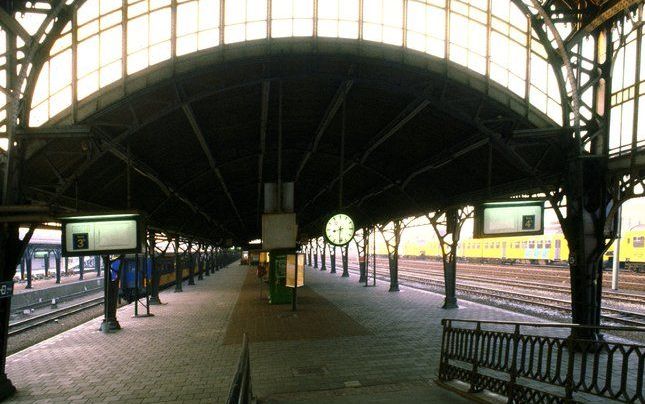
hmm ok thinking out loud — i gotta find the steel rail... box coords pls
[8,296,104,336]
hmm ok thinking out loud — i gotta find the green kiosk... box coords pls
[267,249,293,304]
[268,250,305,305]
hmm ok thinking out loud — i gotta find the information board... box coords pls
[474,201,544,238]
[61,213,142,256]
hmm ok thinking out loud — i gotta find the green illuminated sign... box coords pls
[474,201,545,238]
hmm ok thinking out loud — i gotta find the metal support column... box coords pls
[321,240,327,271]
[355,228,368,283]
[149,231,162,305]
[26,257,32,289]
[612,207,622,290]
[307,242,312,266]
[442,209,459,309]
[44,253,49,277]
[95,255,101,277]
[100,256,121,332]
[341,244,349,277]
[329,246,336,273]
[55,254,61,284]
[197,250,203,280]
[565,158,609,341]
[174,238,182,292]
[379,221,403,292]
[562,26,613,342]
[188,242,195,285]
[78,256,84,280]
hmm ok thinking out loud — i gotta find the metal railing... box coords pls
[226,333,253,404]
[438,319,644,403]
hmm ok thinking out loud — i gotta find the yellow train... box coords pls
[400,226,645,271]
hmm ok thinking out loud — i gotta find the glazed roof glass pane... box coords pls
[28,0,563,127]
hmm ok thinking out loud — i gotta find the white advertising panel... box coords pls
[262,213,298,250]
[285,253,305,288]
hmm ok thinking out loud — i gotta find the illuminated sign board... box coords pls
[60,213,142,257]
[474,201,544,238]
[285,253,305,288]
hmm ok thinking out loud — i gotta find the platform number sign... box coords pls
[0,281,14,300]
[60,213,142,257]
[522,215,535,230]
[72,233,89,250]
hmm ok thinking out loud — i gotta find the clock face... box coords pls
[324,213,355,246]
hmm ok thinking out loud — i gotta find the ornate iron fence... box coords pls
[439,319,644,403]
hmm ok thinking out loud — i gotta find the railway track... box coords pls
[385,264,645,306]
[8,297,104,336]
[332,261,645,328]
[354,257,645,298]
[377,258,645,291]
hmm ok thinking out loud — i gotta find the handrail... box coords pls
[438,319,644,403]
[226,333,253,404]
[443,318,645,332]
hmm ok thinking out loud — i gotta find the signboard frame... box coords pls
[60,212,143,257]
[473,200,545,238]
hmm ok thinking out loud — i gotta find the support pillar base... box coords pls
[389,285,399,292]
[568,330,604,347]
[149,296,164,305]
[0,375,16,401]
[442,297,458,309]
[100,319,121,333]
[188,280,195,285]
[341,272,349,278]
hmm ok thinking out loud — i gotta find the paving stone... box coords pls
[5,262,636,403]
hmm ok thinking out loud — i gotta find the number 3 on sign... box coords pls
[73,233,89,250]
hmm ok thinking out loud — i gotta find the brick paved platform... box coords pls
[6,262,580,403]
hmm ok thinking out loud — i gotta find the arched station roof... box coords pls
[10,0,588,243]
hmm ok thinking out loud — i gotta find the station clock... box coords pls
[324,213,355,246]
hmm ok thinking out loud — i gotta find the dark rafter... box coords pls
[181,103,246,232]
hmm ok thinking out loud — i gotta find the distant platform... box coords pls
[6,262,573,403]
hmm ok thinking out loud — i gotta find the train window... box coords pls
[545,241,552,249]
[522,241,528,248]
[528,241,535,249]
[495,242,500,248]
[514,242,520,248]
[635,237,644,248]
[537,241,543,248]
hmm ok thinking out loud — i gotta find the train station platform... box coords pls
[5,262,565,403]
